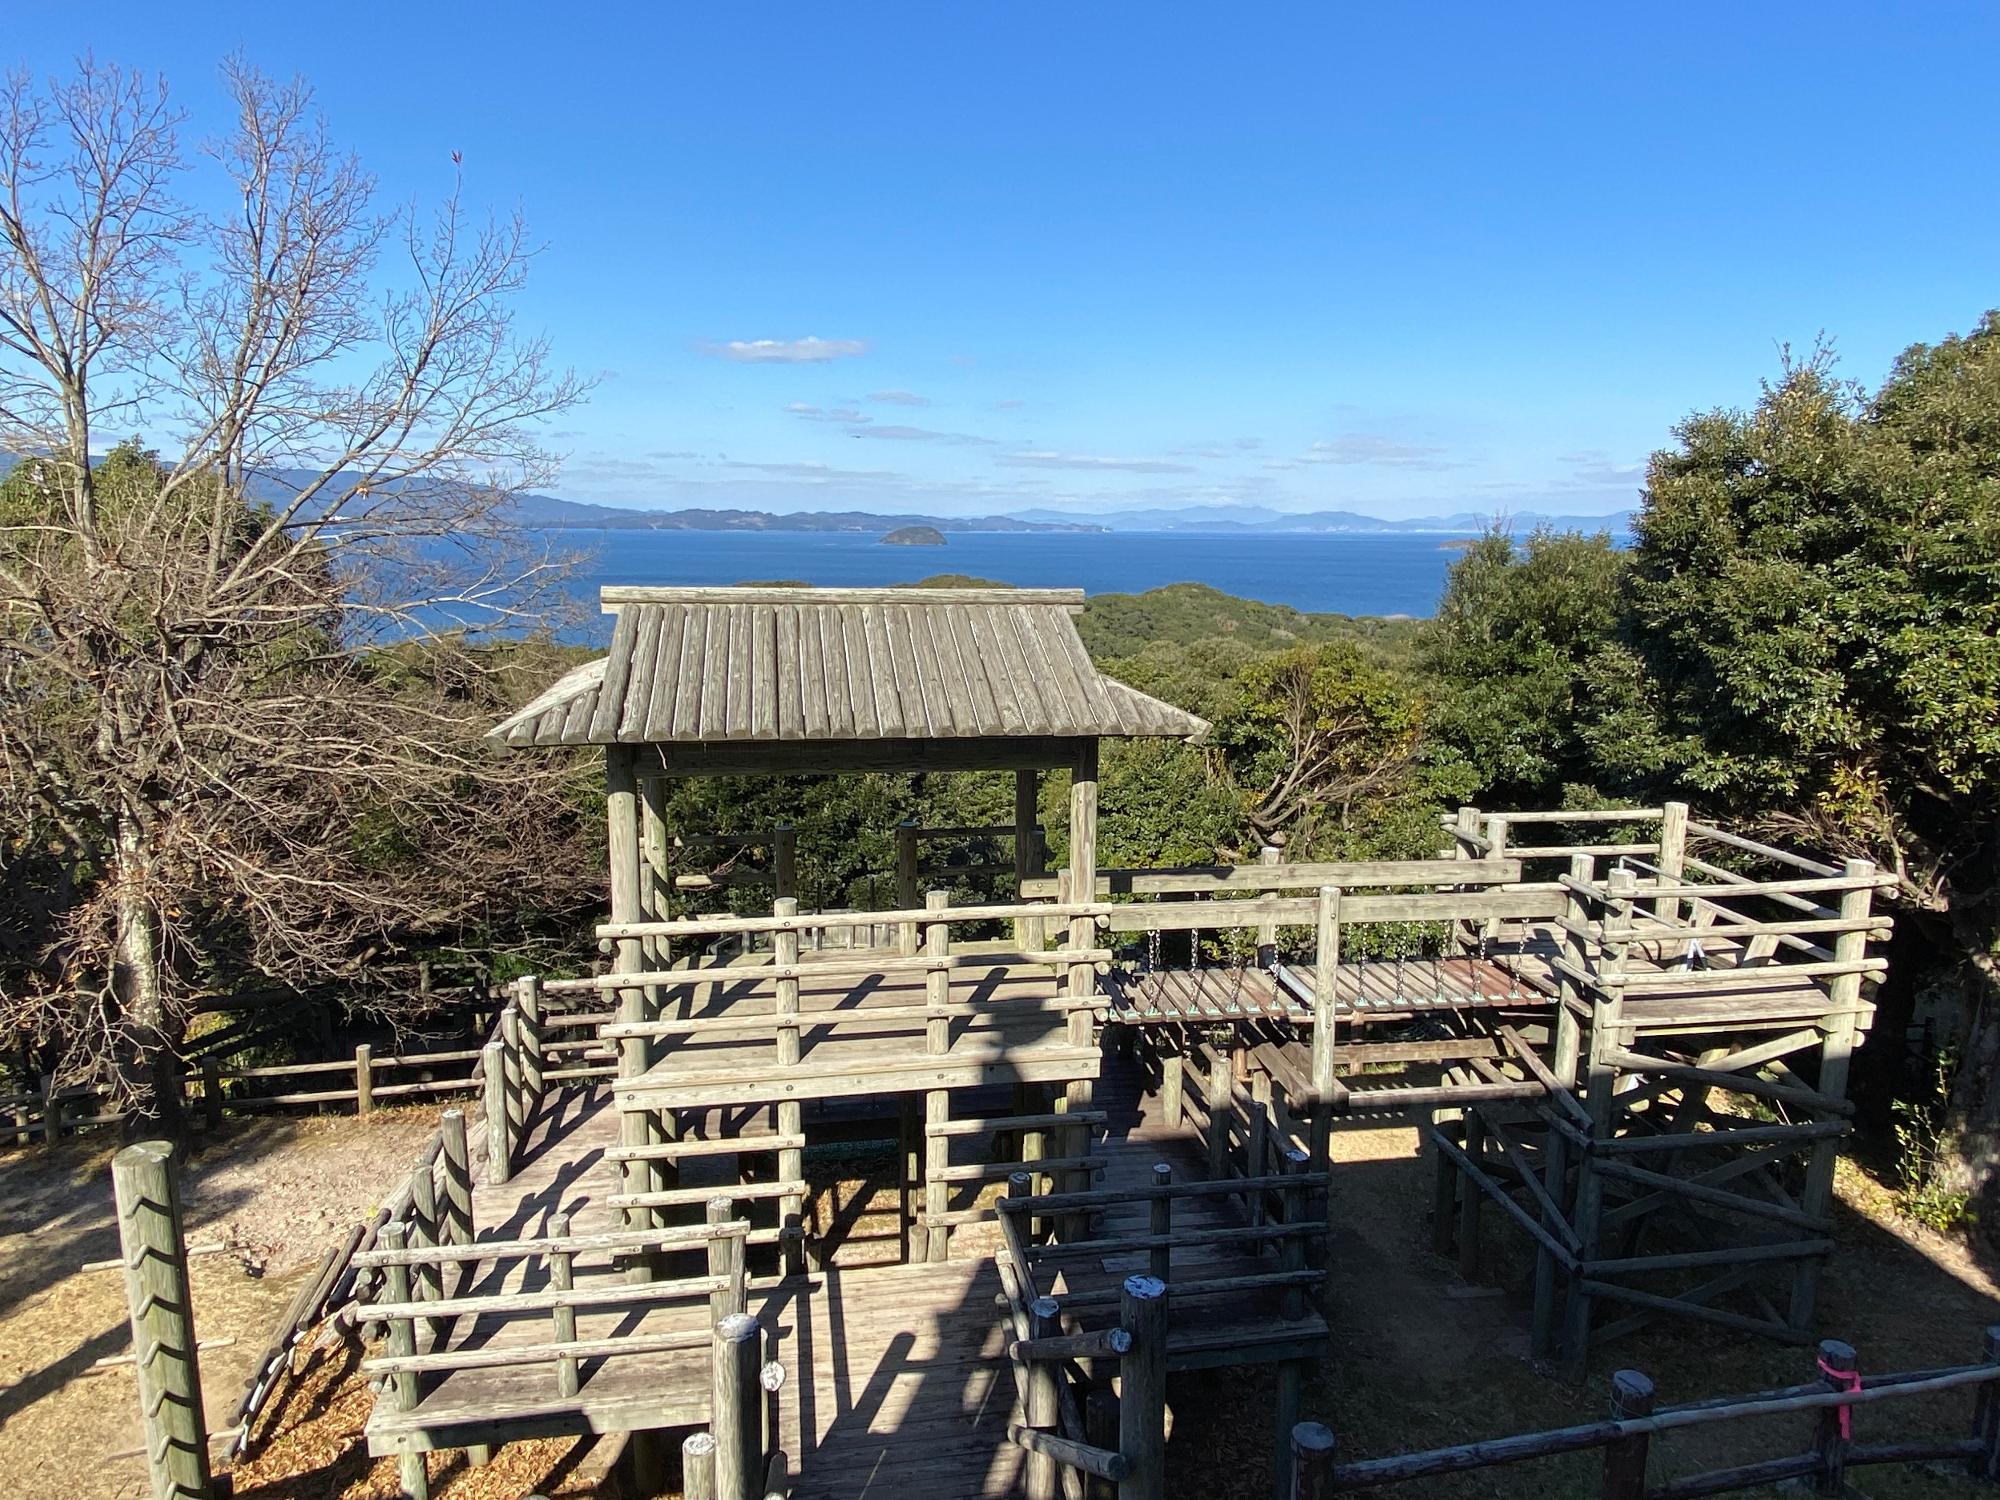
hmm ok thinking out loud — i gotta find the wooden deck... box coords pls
[613,960,1100,1111]
[367,1048,1325,1496]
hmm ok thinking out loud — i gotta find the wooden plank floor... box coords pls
[368,1049,1328,1495]
[617,963,1101,1110]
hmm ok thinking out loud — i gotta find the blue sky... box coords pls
[11,4,1998,519]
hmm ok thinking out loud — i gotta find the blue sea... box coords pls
[549,528,1481,622]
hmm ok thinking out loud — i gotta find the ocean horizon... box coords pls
[544,526,1594,623]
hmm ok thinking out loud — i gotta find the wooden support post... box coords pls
[899,1094,921,1264]
[1256,841,1282,967]
[1026,1295,1062,1500]
[1600,1369,1653,1500]
[354,1043,374,1118]
[1812,1339,1857,1495]
[111,1142,214,1500]
[923,889,954,1263]
[1451,805,1482,951]
[549,1211,579,1397]
[501,1009,527,1152]
[1160,1051,1184,1130]
[772,824,798,904]
[199,1055,222,1131]
[713,1311,762,1500]
[1248,1074,1271,1227]
[482,1039,510,1185]
[1654,801,1689,935]
[1290,1423,1336,1500]
[1481,816,1509,946]
[773,897,805,1278]
[378,1221,428,1500]
[607,745,654,1236]
[439,1109,473,1248]
[1086,1387,1121,1500]
[1970,1325,2000,1480]
[1148,1163,1172,1282]
[40,1071,60,1147]
[708,1197,746,1321]
[1310,887,1341,1106]
[1457,1108,1485,1282]
[1207,1048,1232,1183]
[1564,863,1627,1382]
[683,1430,718,1500]
[1274,1146,1311,1499]
[1015,769,1043,949]
[1790,860,1874,1333]
[1118,1275,1169,1500]
[519,975,545,1109]
[895,821,920,955]
[410,1161,442,1342]
[1430,1114,1459,1257]
[1063,741,1101,1238]
[1273,1360,1304,1500]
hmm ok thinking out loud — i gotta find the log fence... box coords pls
[1289,1329,2000,1497]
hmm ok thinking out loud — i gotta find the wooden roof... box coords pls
[490,586,1211,749]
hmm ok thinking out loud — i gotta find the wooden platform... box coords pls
[367,1051,1326,1496]
[615,960,1100,1111]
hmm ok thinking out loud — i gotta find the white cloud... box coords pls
[868,389,930,407]
[848,424,993,445]
[786,402,869,424]
[997,450,1197,474]
[1301,435,1465,472]
[704,336,871,364]
[991,398,1025,411]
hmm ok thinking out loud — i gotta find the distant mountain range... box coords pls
[0,455,1631,537]
[1008,504,1633,534]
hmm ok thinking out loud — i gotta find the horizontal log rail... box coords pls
[1022,856,1521,897]
[1301,1329,2000,1495]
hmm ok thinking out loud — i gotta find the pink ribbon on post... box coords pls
[1818,1353,1861,1439]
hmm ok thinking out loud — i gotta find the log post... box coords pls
[549,1211,579,1398]
[1063,740,1101,1240]
[708,1197,746,1321]
[1273,1146,1310,1500]
[1118,1275,1169,1500]
[1310,887,1341,1105]
[1654,801,1689,933]
[378,1221,429,1500]
[501,1009,527,1150]
[482,1039,510,1184]
[713,1311,762,1500]
[199,1056,222,1131]
[1014,769,1043,949]
[1289,1422,1335,1500]
[1812,1338,1857,1496]
[111,1141,215,1500]
[1148,1163,1173,1282]
[1481,815,1509,946]
[409,1161,443,1343]
[895,821,920,954]
[1207,1046,1232,1183]
[518,975,545,1109]
[1450,805,1482,951]
[1599,1369,1654,1500]
[898,1094,921,1263]
[41,1071,60,1147]
[1255,841,1282,968]
[683,1430,718,1500]
[354,1043,374,1118]
[924,889,954,1263]
[1790,861,1874,1332]
[1457,1107,1485,1282]
[1970,1325,2000,1479]
[607,744,654,1235]
[773,824,798,904]
[1563,862,1626,1382]
[1160,1051,1184,1130]
[773,896,805,1278]
[439,1109,473,1248]
[1026,1295,1062,1500]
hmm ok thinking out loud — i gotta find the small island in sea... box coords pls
[881,525,946,547]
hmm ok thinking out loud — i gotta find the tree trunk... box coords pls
[1933,909,2000,1232]
[113,808,182,1135]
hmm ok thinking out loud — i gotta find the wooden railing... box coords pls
[1289,1329,2000,1497]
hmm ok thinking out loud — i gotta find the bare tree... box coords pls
[0,57,593,1124]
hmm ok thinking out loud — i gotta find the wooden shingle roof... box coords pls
[490,586,1211,749]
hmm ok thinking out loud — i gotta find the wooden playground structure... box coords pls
[96,585,1919,1499]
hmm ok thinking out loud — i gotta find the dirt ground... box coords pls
[8,1114,2000,1500]
[0,1110,443,1500]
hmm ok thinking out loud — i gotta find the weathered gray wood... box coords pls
[355,1043,374,1117]
[1026,1297,1061,1500]
[713,1312,762,1500]
[482,1039,509,1184]
[1310,887,1340,1104]
[547,1211,579,1398]
[112,1141,215,1500]
[1024,856,1522,898]
[378,1222,428,1500]
[1148,1163,1173,1282]
[1290,1422,1336,1500]
[1813,1339,1856,1495]
[1600,1370,1654,1500]
[684,1430,719,1500]
[438,1110,472,1247]
[1118,1275,1169,1500]
[1008,1425,1130,1483]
